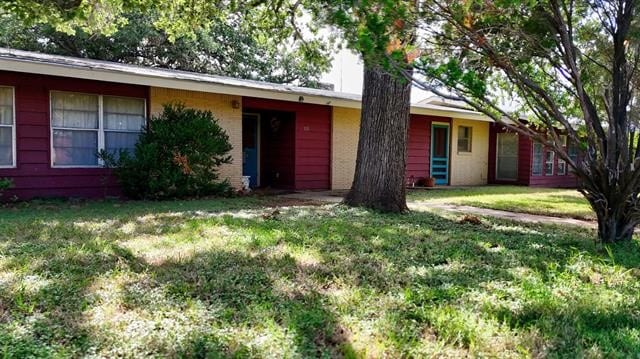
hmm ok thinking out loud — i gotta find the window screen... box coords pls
[457,126,472,153]
[496,133,518,180]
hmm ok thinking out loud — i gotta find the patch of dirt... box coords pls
[261,197,325,207]
[459,214,482,225]
[314,323,354,358]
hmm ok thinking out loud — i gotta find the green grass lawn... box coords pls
[1,197,639,357]
[408,186,595,220]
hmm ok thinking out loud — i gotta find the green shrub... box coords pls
[0,177,13,199]
[100,103,233,199]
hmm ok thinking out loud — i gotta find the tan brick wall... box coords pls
[149,87,243,189]
[331,107,361,190]
[450,119,490,186]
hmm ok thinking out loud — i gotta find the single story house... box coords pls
[0,48,570,200]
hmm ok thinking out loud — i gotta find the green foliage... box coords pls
[0,177,13,198]
[0,9,332,87]
[0,0,147,35]
[100,103,233,199]
[316,0,417,70]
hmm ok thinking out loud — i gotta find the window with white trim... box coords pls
[0,87,15,167]
[557,158,567,175]
[545,150,554,176]
[51,91,145,167]
[457,126,472,153]
[103,96,146,159]
[557,135,568,175]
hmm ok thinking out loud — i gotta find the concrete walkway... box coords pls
[279,191,598,229]
[410,202,597,229]
[279,191,344,203]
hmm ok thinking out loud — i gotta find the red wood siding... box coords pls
[0,71,148,200]
[488,123,579,188]
[243,97,331,190]
[406,115,451,183]
[518,134,533,184]
[406,115,430,181]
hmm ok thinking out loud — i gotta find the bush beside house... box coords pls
[101,103,233,199]
[0,178,12,199]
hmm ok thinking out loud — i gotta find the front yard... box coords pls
[408,186,594,220]
[1,196,639,357]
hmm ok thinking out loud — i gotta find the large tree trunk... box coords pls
[344,65,411,212]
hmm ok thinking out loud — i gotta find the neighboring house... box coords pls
[0,48,496,200]
[488,124,580,188]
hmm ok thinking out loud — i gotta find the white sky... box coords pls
[320,48,431,103]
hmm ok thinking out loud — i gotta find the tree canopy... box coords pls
[0,1,333,86]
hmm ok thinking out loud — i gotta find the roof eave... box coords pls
[0,54,491,121]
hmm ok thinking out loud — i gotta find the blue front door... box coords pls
[430,125,449,185]
[242,114,259,188]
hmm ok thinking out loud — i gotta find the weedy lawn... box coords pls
[0,196,638,358]
[408,186,594,220]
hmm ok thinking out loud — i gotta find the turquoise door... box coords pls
[430,125,449,185]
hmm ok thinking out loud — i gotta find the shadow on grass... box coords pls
[0,222,146,357]
[1,199,639,356]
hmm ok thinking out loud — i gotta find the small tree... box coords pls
[101,103,233,199]
[391,0,640,244]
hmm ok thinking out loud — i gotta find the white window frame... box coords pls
[557,158,567,175]
[50,91,146,168]
[0,86,16,169]
[545,150,555,176]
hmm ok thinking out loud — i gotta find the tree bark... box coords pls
[344,65,411,212]
[582,180,638,243]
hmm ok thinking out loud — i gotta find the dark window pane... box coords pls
[532,143,543,176]
[105,131,141,159]
[0,127,12,166]
[52,129,98,166]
